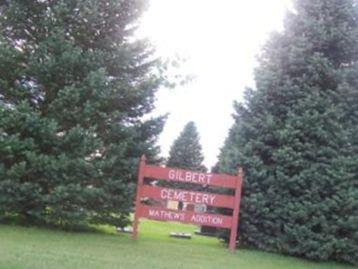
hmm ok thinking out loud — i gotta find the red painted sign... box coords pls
[132,155,243,252]
[144,165,237,188]
[139,205,233,228]
[141,185,235,208]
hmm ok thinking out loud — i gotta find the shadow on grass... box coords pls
[0,214,118,235]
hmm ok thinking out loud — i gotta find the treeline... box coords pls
[0,0,165,227]
[216,0,358,265]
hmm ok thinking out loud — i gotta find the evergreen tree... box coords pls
[218,0,358,264]
[0,0,166,227]
[167,121,206,172]
[165,121,206,203]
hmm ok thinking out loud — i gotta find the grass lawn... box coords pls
[0,220,356,269]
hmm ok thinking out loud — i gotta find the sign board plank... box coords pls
[139,205,232,229]
[141,185,235,209]
[144,165,237,189]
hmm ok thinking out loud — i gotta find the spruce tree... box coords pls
[167,122,206,171]
[218,0,358,264]
[167,121,206,172]
[165,121,206,200]
[0,0,166,227]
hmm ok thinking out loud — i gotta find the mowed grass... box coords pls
[0,220,356,269]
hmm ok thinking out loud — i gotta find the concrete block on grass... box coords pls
[169,232,192,239]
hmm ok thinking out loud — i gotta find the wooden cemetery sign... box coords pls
[132,155,243,251]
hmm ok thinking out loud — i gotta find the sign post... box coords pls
[131,155,146,240]
[229,167,243,251]
[132,155,243,251]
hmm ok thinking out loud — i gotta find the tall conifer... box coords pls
[167,121,206,172]
[218,0,358,264]
[166,121,206,199]
[0,0,166,227]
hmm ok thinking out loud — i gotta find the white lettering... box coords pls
[167,169,214,185]
[201,194,209,204]
[209,194,216,204]
[185,172,191,182]
[191,214,223,225]
[160,189,168,200]
[149,209,159,218]
[198,173,205,183]
[168,170,175,180]
[206,174,213,184]
[159,188,217,205]
[178,170,184,181]
[191,173,198,183]
[160,210,185,221]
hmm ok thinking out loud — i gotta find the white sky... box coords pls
[139,0,292,168]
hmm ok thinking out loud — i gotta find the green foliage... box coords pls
[167,121,206,172]
[0,0,166,227]
[217,0,358,264]
[165,121,206,194]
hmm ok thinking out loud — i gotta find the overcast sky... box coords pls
[139,0,292,168]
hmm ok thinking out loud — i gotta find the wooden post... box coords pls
[132,155,146,240]
[229,166,243,252]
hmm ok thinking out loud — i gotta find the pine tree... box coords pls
[218,0,358,264]
[167,121,206,172]
[0,0,166,227]
[165,121,206,201]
